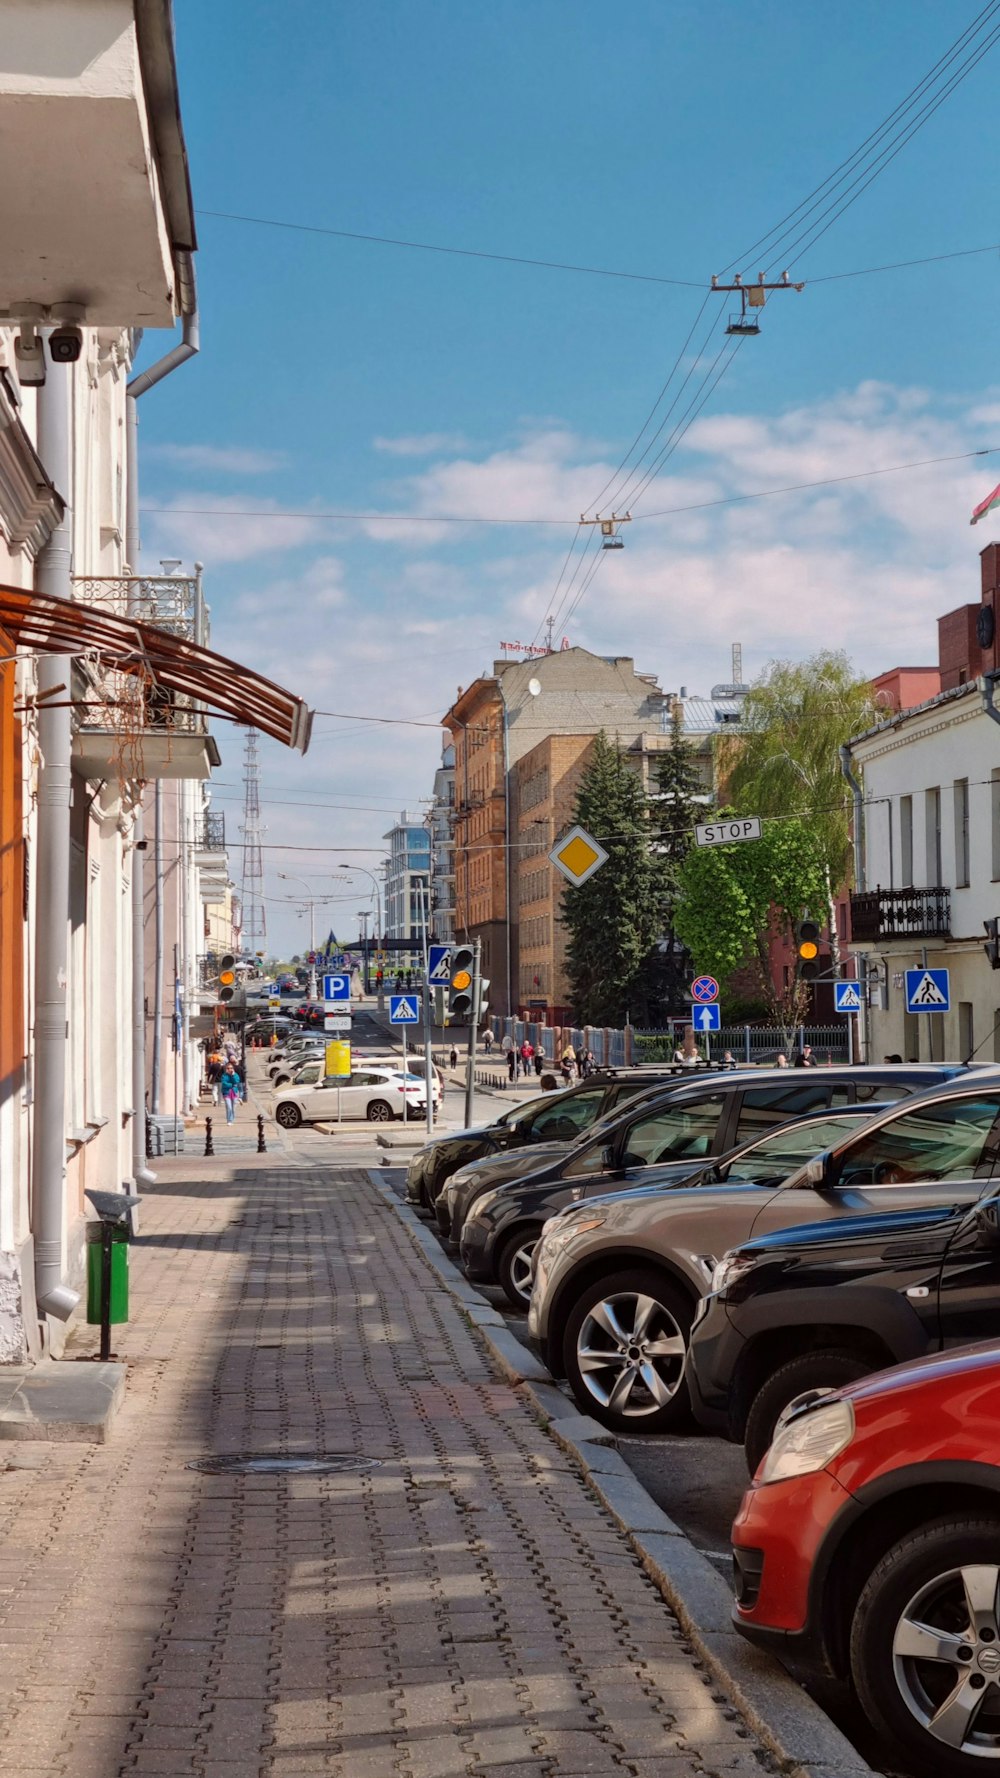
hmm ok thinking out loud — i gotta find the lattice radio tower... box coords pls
[239,728,267,950]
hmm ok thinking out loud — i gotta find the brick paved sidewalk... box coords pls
[0,1159,777,1778]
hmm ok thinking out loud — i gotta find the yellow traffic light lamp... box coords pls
[795,921,821,983]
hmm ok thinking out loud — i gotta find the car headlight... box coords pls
[757,1398,855,1485]
[711,1252,755,1295]
[537,1212,607,1259]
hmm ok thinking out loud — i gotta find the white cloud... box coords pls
[142,494,328,565]
[373,431,470,457]
[145,443,287,475]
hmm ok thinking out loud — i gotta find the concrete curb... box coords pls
[370,1172,875,1778]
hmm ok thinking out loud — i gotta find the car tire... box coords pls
[850,1516,1000,1778]
[367,1100,392,1123]
[743,1349,873,1476]
[275,1102,302,1129]
[496,1226,541,1308]
[562,1267,693,1434]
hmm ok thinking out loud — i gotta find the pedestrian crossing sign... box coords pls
[389,995,420,1024]
[834,982,862,1014]
[904,967,951,1014]
[428,944,451,983]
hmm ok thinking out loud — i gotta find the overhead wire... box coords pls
[723,0,1000,275]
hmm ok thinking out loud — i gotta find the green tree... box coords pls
[651,705,702,1013]
[720,651,876,960]
[563,732,665,1026]
[674,817,828,1036]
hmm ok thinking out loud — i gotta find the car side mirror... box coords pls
[804,1151,835,1190]
[975,1199,1000,1248]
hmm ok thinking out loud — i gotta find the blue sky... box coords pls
[139,1,1000,954]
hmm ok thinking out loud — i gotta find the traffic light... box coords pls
[449,944,476,1021]
[985,918,1000,970]
[478,978,490,1025]
[795,921,821,982]
[218,953,237,1003]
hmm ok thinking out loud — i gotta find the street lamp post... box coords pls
[277,872,318,997]
[338,863,384,1007]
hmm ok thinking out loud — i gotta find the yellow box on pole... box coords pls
[326,1039,351,1077]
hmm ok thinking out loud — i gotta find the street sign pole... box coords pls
[464,937,481,1129]
[419,881,434,1139]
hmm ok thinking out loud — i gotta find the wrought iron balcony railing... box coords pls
[850,886,951,944]
[198,811,226,851]
[72,575,199,641]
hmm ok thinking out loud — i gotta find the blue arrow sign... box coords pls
[834,982,862,1014]
[323,972,351,1002]
[389,994,420,1024]
[904,967,951,1014]
[691,974,720,1004]
[692,1003,721,1031]
[428,944,451,984]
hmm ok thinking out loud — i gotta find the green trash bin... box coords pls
[86,1221,129,1324]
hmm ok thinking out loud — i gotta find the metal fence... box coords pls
[489,1015,849,1068]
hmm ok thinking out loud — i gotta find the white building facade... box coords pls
[847,683,1000,1065]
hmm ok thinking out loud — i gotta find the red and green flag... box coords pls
[971,481,1000,526]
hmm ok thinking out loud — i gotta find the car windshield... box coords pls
[721,1111,878,1185]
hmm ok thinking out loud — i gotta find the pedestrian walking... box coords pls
[775,1052,789,1068]
[219,1064,241,1124]
[482,1029,493,1056]
[519,1040,533,1077]
[533,1049,544,1075]
[449,1045,458,1070]
[722,1049,737,1070]
[794,1043,817,1068]
[560,1043,577,1084]
[207,1048,223,1106]
[507,1047,516,1083]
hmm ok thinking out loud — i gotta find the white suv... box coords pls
[274,1064,435,1128]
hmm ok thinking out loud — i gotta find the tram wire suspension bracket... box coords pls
[710,271,805,336]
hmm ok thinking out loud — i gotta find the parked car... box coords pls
[448,1062,962,1253]
[274,1063,435,1128]
[442,1065,941,1248]
[267,1034,326,1069]
[405,1068,695,1214]
[270,1050,328,1088]
[732,1340,1000,1778]
[688,1094,1000,1469]
[244,1016,293,1045]
[461,1102,887,1307]
[527,1073,1000,1434]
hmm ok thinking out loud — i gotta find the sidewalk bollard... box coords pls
[257,1113,267,1153]
[204,1116,214,1156]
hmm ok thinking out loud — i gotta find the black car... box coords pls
[688,1090,1000,1471]
[404,1068,693,1213]
[444,1063,964,1253]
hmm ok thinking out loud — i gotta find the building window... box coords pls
[925,787,942,885]
[954,779,970,888]
[900,795,913,888]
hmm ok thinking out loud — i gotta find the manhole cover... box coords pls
[186,1453,379,1476]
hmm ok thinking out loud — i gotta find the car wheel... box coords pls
[562,1268,693,1433]
[497,1227,540,1308]
[275,1102,302,1129]
[367,1100,392,1123]
[851,1517,1000,1778]
[743,1349,873,1476]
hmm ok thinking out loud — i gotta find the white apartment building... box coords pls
[847,683,1000,1065]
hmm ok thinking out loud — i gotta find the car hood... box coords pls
[728,1199,963,1264]
[412,1122,505,1158]
[453,1142,574,1186]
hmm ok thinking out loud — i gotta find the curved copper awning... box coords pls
[0,583,313,753]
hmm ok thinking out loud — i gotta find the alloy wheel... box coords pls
[891,1563,1000,1757]
[575,1291,686,1419]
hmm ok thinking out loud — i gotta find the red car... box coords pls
[732,1341,1000,1776]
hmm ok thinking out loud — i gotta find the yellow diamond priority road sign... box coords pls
[550,824,609,887]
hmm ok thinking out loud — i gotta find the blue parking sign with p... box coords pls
[323,972,351,1002]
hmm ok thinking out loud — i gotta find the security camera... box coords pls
[14,328,45,386]
[49,325,83,364]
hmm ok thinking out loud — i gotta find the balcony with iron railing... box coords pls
[197,810,226,853]
[850,886,951,944]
